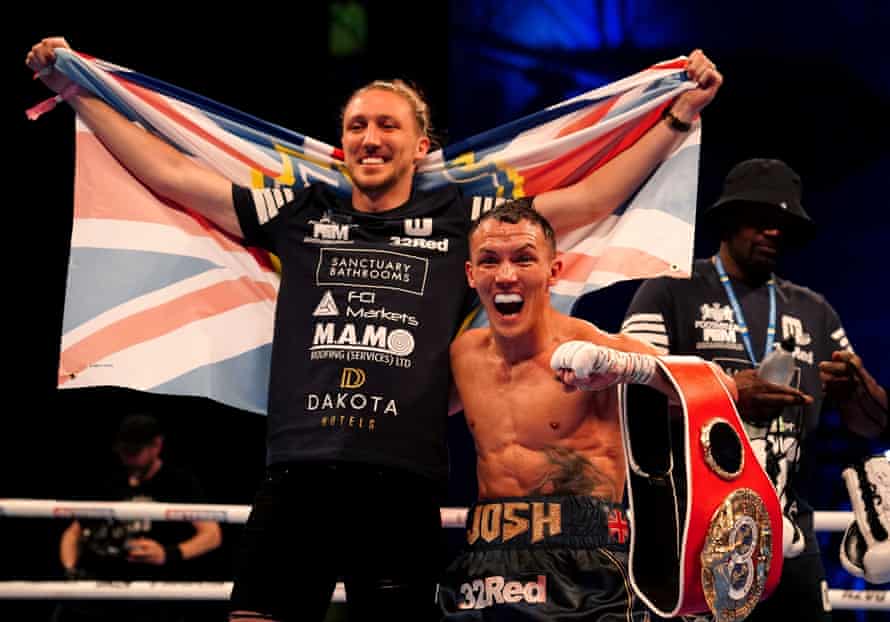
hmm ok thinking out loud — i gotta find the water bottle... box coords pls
[758,337,796,386]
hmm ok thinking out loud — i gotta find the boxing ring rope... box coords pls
[0,499,858,531]
[1,499,886,611]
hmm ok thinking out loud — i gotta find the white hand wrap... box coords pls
[550,340,657,386]
[841,455,890,584]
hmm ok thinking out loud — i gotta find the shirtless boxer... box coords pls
[438,199,693,621]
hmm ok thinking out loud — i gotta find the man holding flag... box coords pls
[27,37,721,622]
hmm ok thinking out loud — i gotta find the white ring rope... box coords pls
[0,581,235,601]
[0,582,885,610]
[0,498,468,527]
[0,499,851,531]
[1,499,885,611]
[813,510,858,533]
[0,581,345,603]
[0,499,249,524]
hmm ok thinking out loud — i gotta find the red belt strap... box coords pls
[620,356,783,620]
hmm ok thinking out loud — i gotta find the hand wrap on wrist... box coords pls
[550,340,656,386]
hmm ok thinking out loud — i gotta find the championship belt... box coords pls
[619,356,783,621]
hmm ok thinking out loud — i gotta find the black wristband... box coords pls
[164,544,183,565]
[662,107,692,132]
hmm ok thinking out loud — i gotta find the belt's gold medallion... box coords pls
[701,488,773,621]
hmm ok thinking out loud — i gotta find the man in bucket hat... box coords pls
[621,158,887,620]
[706,158,816,248]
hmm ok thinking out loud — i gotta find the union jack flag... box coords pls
[608,508,630,544]
[45,49,700,414]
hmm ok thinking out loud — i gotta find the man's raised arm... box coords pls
[534,49,722,234]
[27,37,241,238]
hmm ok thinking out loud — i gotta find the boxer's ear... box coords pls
[548,257,563,286]
[465,260,476,288]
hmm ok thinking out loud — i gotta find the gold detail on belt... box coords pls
[700,418,745,480]
[701,488,773,622]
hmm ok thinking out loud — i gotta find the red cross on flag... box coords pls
[608,509,629,544]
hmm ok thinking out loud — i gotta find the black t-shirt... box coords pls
[233,182,482,484]
[623,258,851,550]
[78,463,206,580]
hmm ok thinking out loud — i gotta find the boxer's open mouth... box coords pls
[494,293,524,316]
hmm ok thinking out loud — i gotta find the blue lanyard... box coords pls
[713,255,776,365]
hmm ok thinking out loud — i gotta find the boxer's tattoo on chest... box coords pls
[530,447,615,497]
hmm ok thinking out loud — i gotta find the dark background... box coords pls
[6,1,889,620]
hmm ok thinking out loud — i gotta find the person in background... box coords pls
[54,413,222,622]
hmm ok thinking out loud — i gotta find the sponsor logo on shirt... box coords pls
[700,302,735,323]
[347,291,376,304]
[781,315,814,364]
[457,575,547,610]
[317,248,428,295]
[306,368,400,432]
[312,291,340,317]
[306,391,398,416]
[346,291,419,327]
[312,323,414,355]
[404,217,433,236]
[695,302,740,348]
[309,322,415,369]
[693,304,816,364]
[319,412,377,431]
[470,196,507,221]
[389,236,450,252]
[314,291,419,326]
[304,215,356,245]
[340,367,366,389]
